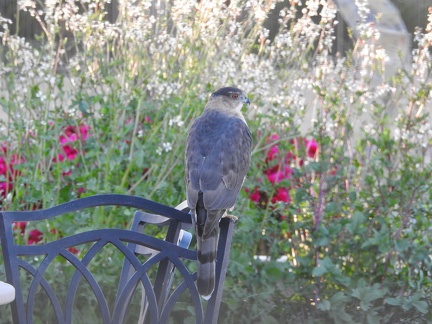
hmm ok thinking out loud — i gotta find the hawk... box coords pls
[185,87,252,299]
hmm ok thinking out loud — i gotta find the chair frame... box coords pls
[0,194,235,324]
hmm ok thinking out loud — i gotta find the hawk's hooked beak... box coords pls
[243,97,251,105]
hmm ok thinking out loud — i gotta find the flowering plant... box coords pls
[4,121,91,244]
[249,134,318,208]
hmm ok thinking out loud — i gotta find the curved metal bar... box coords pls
[14,229,197,260]
[25,237,110,322]
[59,247,112,323]
[26,251,67,323]
[112,234,173,323]
[112,252,166,323]
[16,259,64,323]
[64,240,109,324]
[159,255,204,323]
[2,194,191,224]
[160,271,199,323]
[14,232,195,287]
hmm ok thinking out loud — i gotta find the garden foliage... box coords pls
[0,0,432,322]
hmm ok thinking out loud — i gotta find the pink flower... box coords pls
[68,247,79,255]
[13,221,26,234]
[60,124,90,144]
[0,154,24,181]
[62,145,78,160]
[271,187,290,204]
[0,182,13,197]
[60,127,78,144]
[28,229,43,244]
[249,187,261,203]
[266,134,279,143]
[79,125,90,140]
[266,146,279,162]
[0,157,7,176]
[286,152,304,166]
[266,165,293,184]
[54,153,65,163]
[305,139,318,158]
[62,169,72,176]
[77,187,85,196]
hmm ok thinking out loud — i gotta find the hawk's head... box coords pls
[208,87,250,113]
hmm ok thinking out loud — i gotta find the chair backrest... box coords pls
[0,194,235,324]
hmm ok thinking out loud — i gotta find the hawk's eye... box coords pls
[231,93,239,99]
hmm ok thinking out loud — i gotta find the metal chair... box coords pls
[0,194,235,324]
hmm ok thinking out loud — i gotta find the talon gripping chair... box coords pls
[0,194,236,324]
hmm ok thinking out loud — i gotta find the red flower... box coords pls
[79,125,90,140]
[0,154,24,182]
[28,229,43,244]
[54,123,90,165]
[249,187,261,203]
[62,169,72,176]
[0,181,13,198]
[271,187,290,204]
[266,165,293,184]
[60,127,78,144]
[266,133,279,144]
[305,139,318,158]
[144,116,152,123]
[62,145,78,160]
[13,221,26,234]
[60,124,90,144]
[54,153,65,163]
[68,247,79,255]
[0,157,7,176]
[266,146,279,163]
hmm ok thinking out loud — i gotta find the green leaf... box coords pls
[329,292,353,323]
[351,284,386,311]
[384,297,403,306]
[315,225,330,246]
[394,238,410,253]
[312,264,327,276]
[78,100,90,116]
[324,201,339,214]
[317,299,331,311]
[410,294,429,314]
[366,310,381,324]
[312,257,334,276]
[265,265,283,280]
[413,299,428,314]
[347,211,366,234]
[348,190,357,202]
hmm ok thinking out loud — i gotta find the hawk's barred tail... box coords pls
[195,195,223,299]
[196,227,218,299]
